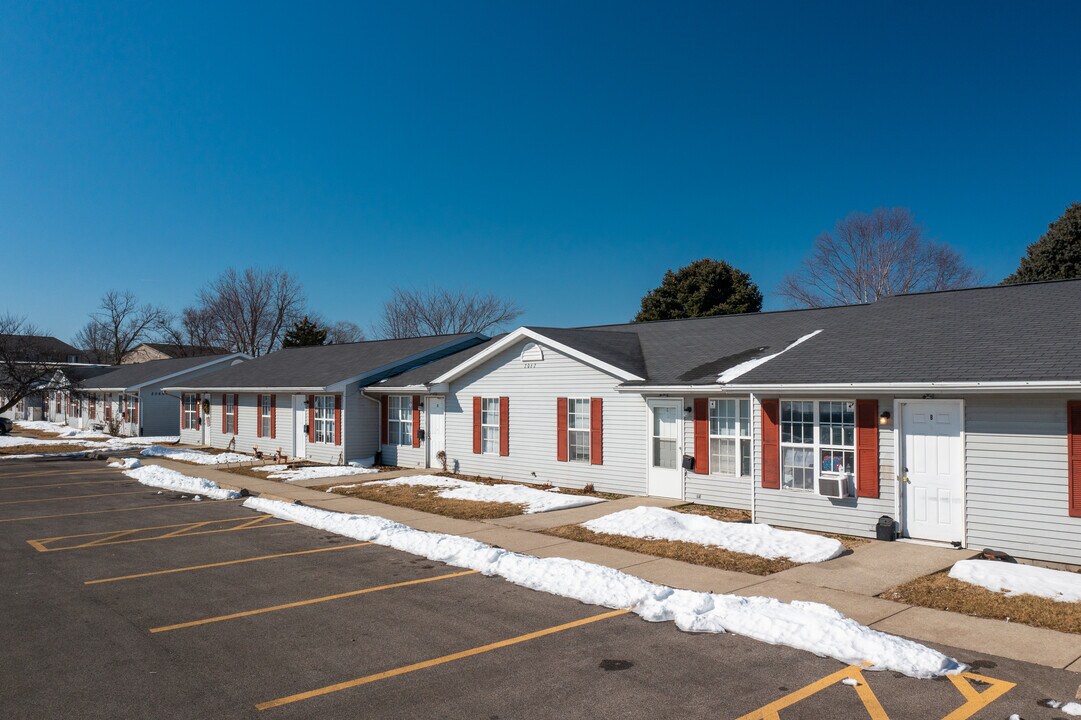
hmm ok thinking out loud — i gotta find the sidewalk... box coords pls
[136,456,1081,674]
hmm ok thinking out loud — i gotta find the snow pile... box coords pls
[0,435,94,448]
[108,457,141,469]
[583,506,845,564]
[717,330,823,383]
[243,497,962,678]
[370,475,606,514]
[949,559,1081,603]
[349,457,375,468]
[1043,700,1081,716]
[253,464,378,482]
[140,445,253,465]
[14,420,110,439]
[113,436,181,446]
[123,464,241,500]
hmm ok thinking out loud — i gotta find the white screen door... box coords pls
[901,401,964,543]
[427,397,445,468]
[647,399,683,499]
[293,395,307,459]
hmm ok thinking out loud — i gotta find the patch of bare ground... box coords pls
[434,472,625,500]
[326,482,524,520]
[0,443,99,456]
[881,570,1081,635]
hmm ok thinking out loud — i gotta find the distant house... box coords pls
[0,334,87,365]
[121,343,229,364]
[55,353,248,436]
[0,334,101,421]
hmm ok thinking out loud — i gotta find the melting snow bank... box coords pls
[108,457,141,469]
[950,559,1081,603]
[140,445,254,465]
[583,506,844,564]
[1042,700,1081,716]
[254,464,378,481]
[369,474,606,514]
[124,465,241,500]
[243,497,962,678]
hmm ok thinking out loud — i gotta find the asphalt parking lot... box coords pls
[2,456,1080,719]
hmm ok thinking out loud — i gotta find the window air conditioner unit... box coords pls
[818,471,848,499]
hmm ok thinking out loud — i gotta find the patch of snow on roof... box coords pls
[717,329,823,384]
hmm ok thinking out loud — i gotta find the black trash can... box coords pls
[875,515,896,541]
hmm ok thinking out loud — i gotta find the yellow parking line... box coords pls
[151,569,479,634]
[255,608,631,711]
[942,673,1016,720]
[0,490,146,506]
[27,515,295,552]
[84,543,374,584]
[0,499,242,524]
[0,479,127,491]
[32,515,260,544]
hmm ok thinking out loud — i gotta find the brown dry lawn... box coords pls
[0,442,101,456]
[542,503,868,576]
[881,570,1081,635]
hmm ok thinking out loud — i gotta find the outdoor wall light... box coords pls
[684,406,693,414]
[879,410,891,425]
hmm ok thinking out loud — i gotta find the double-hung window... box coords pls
[567,399,590,462]
[89,395,96,420]
[709,398,751,476]
[779,400,855,491]
[313,395,334,444]
[225,394,235,434]
[480,397,500,454]
[261,395,272,437]
[129,396,138,426]
[387,396,413,446]
[182,394,198,430]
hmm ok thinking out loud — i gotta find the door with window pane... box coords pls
[647,399,683,498]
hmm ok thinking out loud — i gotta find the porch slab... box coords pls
[486,495,684,531]
[463,527,572,553]
[530,539,658,569]
[732,578,909,626]
[871,606,1081,670]
[626,558,765,594]
[771,540,973,597]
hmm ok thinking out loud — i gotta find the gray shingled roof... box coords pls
[534,279,1081,386]
[375,337,500,388]
[169,334,485,390]
[79,355,243,390]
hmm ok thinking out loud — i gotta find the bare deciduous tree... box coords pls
[778,208,981,308]
[73,290,171,364]
[326,320,365,344]
[196,268,306,356]
[157,306,226,355]
[377,288,523,339]
[0,314,67,414]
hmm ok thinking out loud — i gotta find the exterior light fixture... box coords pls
[879,410,891,425]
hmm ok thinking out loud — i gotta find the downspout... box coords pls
[749,392,758,525]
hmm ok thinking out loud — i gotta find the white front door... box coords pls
[427,396,445,468]
[293,394,307,459]
[647,398,684,499]
[901,400,964,543]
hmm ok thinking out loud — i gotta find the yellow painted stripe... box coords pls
[942,673,1016,720]
[151,569,478,633]
[256,608,630,711]
[29,520,295,552]
[84,543,373,584]
[0,489,146,506]
[734,666,870,720]
[0,479,127,491]
[850,671,890,720]
[0,499,242,524]
[31,515,262,543]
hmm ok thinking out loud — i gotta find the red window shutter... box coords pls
[472,396,482,454]
[221,394,227,434]
[234,394,239,435]
[256,395,263,438]
[412,395,421,448]
[856,399,880,499]
[308,395,315,443]
[590,397,603,465]
[693,398,709,475]
[334,395,342,445]
[499,396,510,457]
[761,399,780,489]
[270,394,277,439]
[556,397,568,462]
[1069,401,1081,518]
[381,396,389,445]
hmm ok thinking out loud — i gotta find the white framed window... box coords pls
[182,394,198,430]
[261,395,272,438]
[709,398,751,476]
[480,397,500,454]
[779,400,855,492]
[387,396,413,446]
[88,394,97,420]
[225,394,235,434]
[567,398,590,462]
[313,395,335,444]
[129,396,138,426]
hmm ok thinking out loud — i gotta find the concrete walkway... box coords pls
[132,456,1081,673]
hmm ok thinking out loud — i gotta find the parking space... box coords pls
[3,457,1079,719]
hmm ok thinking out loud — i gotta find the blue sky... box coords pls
[2,1,1079,342]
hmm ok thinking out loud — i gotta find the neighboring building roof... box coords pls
[122,343,229,362]
[0,334,86,363]
[167,334,487,391]
[79,354,247,391]
[61,365,118,384]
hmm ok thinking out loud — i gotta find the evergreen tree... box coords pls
[1003,203,1081,284]
[281,315,327,348]
[634,258,762,322]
